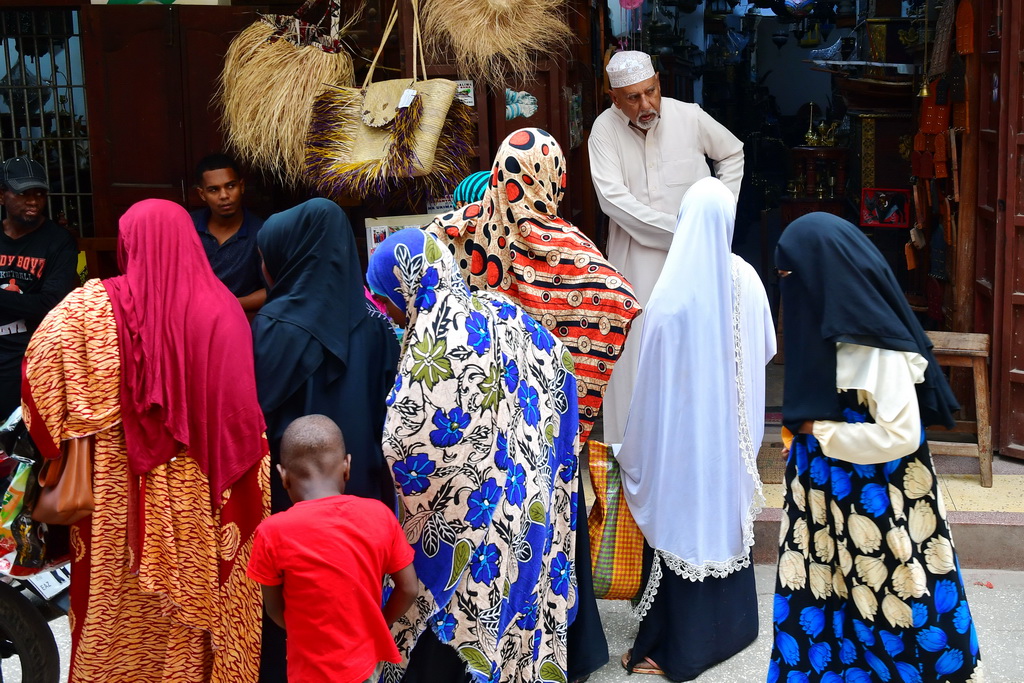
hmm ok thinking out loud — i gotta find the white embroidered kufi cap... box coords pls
[606,51,656,89]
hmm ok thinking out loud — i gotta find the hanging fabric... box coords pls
[919,79,951,135]
[953,62,971,133]
[307,0,473,201]
[955,0,975,55]
[928,0,956,77]
[949,53,967,101]
[217,0,360,186]
[933,127,949,179]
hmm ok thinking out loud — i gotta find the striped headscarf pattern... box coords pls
[452,170,490,206]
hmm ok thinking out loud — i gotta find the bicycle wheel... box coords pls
[0,581,60,683]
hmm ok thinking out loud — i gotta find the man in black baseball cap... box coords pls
[2,157,50,235]
[0,157,77,418]
[2,156,49,193]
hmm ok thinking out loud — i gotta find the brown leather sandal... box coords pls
[620,650,665,676]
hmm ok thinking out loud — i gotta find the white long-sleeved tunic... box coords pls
[589,97,744,442]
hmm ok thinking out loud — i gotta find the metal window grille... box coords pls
[0,9,92,237]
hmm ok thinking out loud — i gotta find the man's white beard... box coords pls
[635,109,660,130]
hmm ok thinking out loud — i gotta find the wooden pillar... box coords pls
[950,0,982,415]
[953,1,980,335]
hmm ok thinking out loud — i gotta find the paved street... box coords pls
[37,566,1023,682]
[589,566,1024,683]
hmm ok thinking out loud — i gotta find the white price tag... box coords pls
[27,565,70,600]
[397,89,417,109]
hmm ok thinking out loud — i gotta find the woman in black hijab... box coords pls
[767,213,981,683]
[254,198,400,510]
[252,198,401,681]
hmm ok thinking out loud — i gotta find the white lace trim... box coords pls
[632,260,765,621]
[632,547,755,621]
[731,258,766,547]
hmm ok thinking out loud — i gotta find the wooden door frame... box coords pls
[994,0,1024,456]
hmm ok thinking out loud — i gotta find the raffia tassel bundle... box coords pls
[218,19,355,186]
[421,0,573,87]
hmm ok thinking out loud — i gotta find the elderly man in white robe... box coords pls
[589,50,744,443]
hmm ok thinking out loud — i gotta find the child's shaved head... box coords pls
[280,414,348,481]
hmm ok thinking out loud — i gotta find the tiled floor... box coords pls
[751,434,1024,513]
[941,472,1024,513]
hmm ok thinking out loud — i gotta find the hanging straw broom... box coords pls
[420,0,573,88]
[217,4,361,187]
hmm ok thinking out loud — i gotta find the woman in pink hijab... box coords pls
[23,199,269,682]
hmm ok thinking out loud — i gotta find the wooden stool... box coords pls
[925,331,993,487]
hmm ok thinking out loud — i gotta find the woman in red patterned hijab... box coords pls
[428,128,641,444]
[23,199,269,682]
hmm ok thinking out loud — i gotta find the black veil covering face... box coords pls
[775,212,958,432]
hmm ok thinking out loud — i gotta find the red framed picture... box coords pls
[860,188,911,228]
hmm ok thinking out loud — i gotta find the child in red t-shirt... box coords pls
[247,415,417,683]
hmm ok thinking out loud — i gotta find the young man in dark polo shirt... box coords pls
[0,157,77,419]
[192,153,266,314]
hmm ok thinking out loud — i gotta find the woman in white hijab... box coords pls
[617,177,776,680]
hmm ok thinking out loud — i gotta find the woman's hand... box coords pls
[781,422,814,455]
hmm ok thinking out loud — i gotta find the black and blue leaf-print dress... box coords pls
[769,377,981,682]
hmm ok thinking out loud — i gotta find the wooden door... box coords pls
[82,5,263,236]
[491,61,592,232]
[177,6,265,212]
[994,0,1024,456]
[82,5,187,237]
[972,0,1001,340]
[562,0,599,237]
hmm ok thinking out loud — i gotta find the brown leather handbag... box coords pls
[31,435,94,526]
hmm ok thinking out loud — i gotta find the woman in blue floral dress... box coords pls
[768,213,982,683]
[368,229,581,683]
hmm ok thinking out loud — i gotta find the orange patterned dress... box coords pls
[23,280,270,682]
